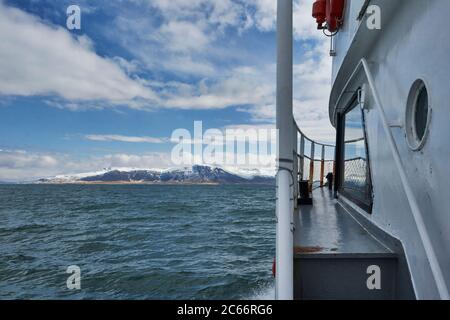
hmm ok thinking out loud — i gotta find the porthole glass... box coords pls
[406,80,431,150]
[414,85,429,141]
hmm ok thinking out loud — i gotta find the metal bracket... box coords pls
[358,86,366,109]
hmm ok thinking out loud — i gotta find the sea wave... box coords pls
[0,184,276,300]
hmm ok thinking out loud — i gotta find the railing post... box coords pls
[333,160,336,182]
[309,142,315,191]
[320,145,325,188]
[299,135,305,181]
[293,123,298,208]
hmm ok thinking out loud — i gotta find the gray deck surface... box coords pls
[294,188,393,257]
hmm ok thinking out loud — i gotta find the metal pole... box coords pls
[320,145,325,188]
[293,124,298,209]
[299,135,305,180]
[276,0,294,300]
[309,142,315,191]
[332,160,336,186]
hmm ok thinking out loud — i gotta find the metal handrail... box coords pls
[294,120,336,148]
[345,137,365,144]
[294,119,336,190]
[344,156,366,162]
[296,152,336,161]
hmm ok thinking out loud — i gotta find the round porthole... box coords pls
[405,80,431,151]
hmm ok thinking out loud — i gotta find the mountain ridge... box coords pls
[37,165,275,185]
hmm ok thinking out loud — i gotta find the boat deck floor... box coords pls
[294,188,393,258]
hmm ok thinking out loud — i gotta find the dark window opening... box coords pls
[338,98,373,213]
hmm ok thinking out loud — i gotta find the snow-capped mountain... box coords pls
[38,165,275,185]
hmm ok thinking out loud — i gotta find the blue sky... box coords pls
[0,0,334,181]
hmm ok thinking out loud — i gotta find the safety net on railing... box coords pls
[343,157,368,191]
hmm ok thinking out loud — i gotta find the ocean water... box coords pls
[0,184,276,300]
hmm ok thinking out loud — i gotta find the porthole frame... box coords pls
[405,79,432,151]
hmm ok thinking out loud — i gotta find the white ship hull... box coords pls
[276,0,450,300]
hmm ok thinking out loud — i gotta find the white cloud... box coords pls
[248,0,324,40]
[0,148,276,181]
[0,1,329,111]
[100,153,171,169]
[145,0,322,40]
[222,124,276,143]
[85,134,168,144]
[152,40,334,142]
[0,150,58,169]
[0,0,335,146]
[292,0,327,40]
[109,0,247,78]
[159,65,274,110]
[0,149,172,181]
[158,21,210,53]
[112,57,141,75]
[248,0,277,31]
[0,2,156,103]
[235,40,335,144]
[149,0,244,31]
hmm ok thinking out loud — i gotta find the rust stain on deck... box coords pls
[294,246,323,254]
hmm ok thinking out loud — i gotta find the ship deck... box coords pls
[294,188,393,258]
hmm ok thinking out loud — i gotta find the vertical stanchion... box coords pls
[293,124,298,208]
[309,142,315,191]
[299,135,305,181]
[320,145,325,188]
[333,160,336,181]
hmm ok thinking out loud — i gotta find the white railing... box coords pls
[294,121,336,191]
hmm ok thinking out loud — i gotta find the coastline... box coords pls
[35,181,222,185]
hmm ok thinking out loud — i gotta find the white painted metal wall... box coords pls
[331,0,367,82]
[330,0,450,299]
